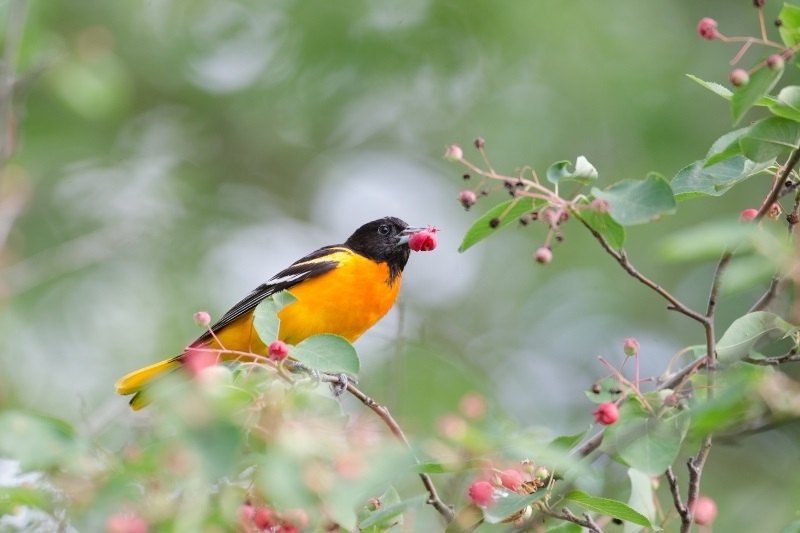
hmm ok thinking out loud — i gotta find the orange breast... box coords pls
[205,252,401,356]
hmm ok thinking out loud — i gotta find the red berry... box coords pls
[269,340,289,361]
[106,514,149,533]
[408,230,437,252]
[729,68,750,87]
[458,190,477,209]
[184,348,217,376]
[767,54,784,70]
[193,311,211,326]
[623,337,639,357]
[499,469,524,492]
[253,507,274,529]
[468,480,495,507]
[697,17,718,40]
[739,208,759,223]
[444,144,463,161]
[534,247,552,264]
[690,496,718,526]
[593,402,619,425]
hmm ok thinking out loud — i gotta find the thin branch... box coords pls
[541,507,603,533]
[683,436,712,533]
[579,220,708,324]
[665,467,689,523]
[743,348,800,366]
[761,147,800,219]
[344,381,455,523]
[750,190,800,313]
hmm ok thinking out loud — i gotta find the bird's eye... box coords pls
[378,224,390,235]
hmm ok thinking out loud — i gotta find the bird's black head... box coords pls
[345,216,418,284]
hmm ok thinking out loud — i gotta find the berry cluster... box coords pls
[467,461,551,526]
[697,2,798,88]
[447,139,606,265]
[239,504,309,533]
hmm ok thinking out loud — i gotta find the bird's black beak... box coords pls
[396,226,426,246]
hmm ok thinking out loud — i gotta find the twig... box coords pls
[344,381,455,523]
[750,190,800,313]
[541,507,603,533]
[579,220,708,324]
[665,467,688,522]
[743,348,800,366]
[683,436,712,533]
[760,148,800,220]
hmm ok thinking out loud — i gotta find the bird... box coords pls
[115,216,425,410]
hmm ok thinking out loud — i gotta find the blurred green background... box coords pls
[2,0,799,530]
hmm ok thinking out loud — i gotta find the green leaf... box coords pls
[779,519,800,533]
[732,61,784,125]
[717,311,794,363]
[0,486,54,515]
[769,86,800,122]
[291,334,360,375]
[671,157,772,200]
[549,428,590,451]
[359,491,426,530]
[563,490,660,529]
[591,173,676,226]
[720,254,776,295]
[625,469,656,533]
[482,489,547,524]
[413,458,487,474]
[658,222,759,262]
[576,208,625,250]
[703,128,749,167]
[585,377,624,404]
[0,411,83,470]
[778,3,800,48]
[253,292,298,344]
[686,74,774,106]
[601,400,689,477]
[546,156,598,184]
[740,116,800,162]
[458,197,538,252]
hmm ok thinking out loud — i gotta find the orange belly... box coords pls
[206,253,401,356]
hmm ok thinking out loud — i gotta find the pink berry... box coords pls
[767,54,784,70]
[193,311,211,327]
[106,514,149,533]
[408,230,438,252]
[468,480,495,507]
[768,203,782,219]
[729,68,750,87]
[458,190,477,209]
[697,17,718,40]
[739,208,759,223]
[459,393,486,419]
[593,402,619,425]
[253,507,274,529]
[238,505,255,528]
[283,508,309,530]
[690,496,718,526]
[534,247,552,264]
[623,337,639,357]
[499,469,524,492]
[590,198,610,213]
[268,340,289,361]
[184,348,217,376]
[444,144,463,161]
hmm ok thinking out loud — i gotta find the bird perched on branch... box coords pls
[116,216,436,410]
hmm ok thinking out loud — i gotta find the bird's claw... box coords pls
[330,373,349,396]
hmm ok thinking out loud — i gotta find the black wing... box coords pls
[194,245,349,344]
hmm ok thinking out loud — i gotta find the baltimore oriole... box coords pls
[115,216,426,410]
